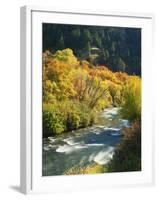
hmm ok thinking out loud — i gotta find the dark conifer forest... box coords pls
[43,24,141,75]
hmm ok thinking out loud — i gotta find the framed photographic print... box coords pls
[20,6,154,194]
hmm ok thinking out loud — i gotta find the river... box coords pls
[42,107,130,176]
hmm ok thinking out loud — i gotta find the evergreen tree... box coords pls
[117,57,126,72]
[58,35,65,50]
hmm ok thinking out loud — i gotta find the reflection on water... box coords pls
[42,107,130,176]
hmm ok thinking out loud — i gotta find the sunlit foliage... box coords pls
[120,76,141,121]
[42,48,141,137]
[64,163,107,175]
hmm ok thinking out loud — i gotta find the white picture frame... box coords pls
[20,5,154,194]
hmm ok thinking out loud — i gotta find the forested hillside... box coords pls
[43,24,141,75]
[42,24,141,175]
[43,48,141,137]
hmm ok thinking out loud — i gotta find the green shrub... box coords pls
[43,100,96,136]
[79,112,90,127]
[120,76,141,121]
[107,121,141,172]
[43,104,65,137]
[60,100,95,130]
[66,112,80,130]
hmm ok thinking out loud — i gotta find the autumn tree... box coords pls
[120,76,141,121]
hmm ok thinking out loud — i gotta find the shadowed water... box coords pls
[42,107,130,176]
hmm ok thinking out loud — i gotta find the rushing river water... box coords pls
[43,107,130,176]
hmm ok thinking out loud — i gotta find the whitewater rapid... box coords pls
[43,107,130,176]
